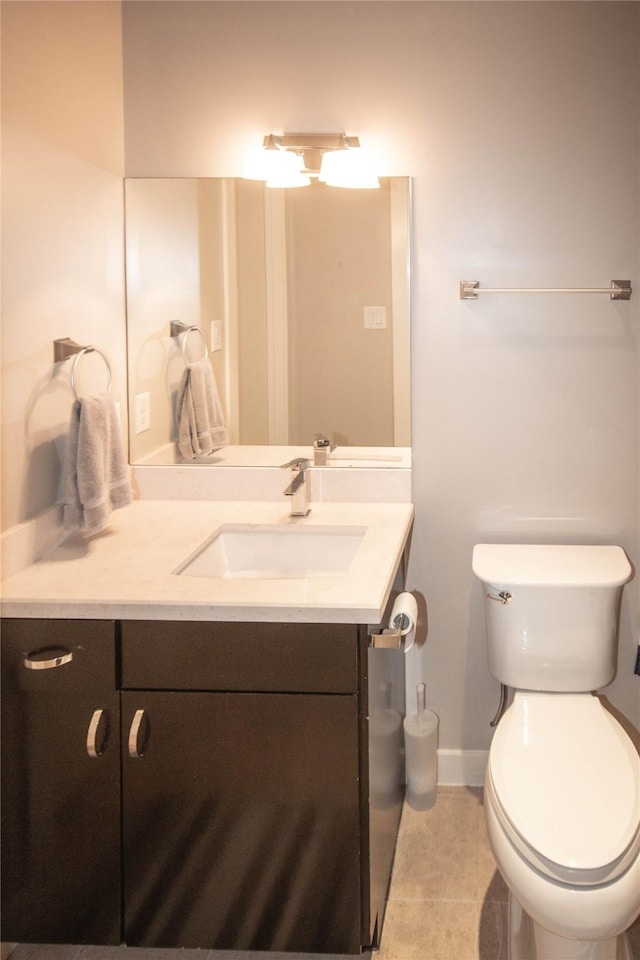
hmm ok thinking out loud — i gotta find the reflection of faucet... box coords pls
[281,457,311,516]
[313,434,335,466]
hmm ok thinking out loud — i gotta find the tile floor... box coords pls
[378,787,508,960]
[5,787,640,960]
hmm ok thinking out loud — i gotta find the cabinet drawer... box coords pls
[120,620,360,693]
[1,618,116,692]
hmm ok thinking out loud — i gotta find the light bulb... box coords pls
[319,148,379,189]
[266,150,310,188]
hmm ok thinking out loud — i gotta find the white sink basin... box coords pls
[175,524,367,580]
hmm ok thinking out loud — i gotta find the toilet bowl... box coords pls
[485,692,640,957]
[472,544,640,960]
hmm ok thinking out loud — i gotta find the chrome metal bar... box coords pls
[23,647,73,670]
[128,708,147,759]
[70,347,112,399]
[460,280,632,300]
[54,338,112,398]
[368,628,402,649]
[490,684,509,728]
[87,709,107,758]
[170,321,209,362]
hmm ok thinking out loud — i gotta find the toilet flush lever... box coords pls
[487,591,512,605]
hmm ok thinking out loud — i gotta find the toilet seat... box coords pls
[489,692,640,887]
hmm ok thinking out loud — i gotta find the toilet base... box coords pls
[509,894,632,960]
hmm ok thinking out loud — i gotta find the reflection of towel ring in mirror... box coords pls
[180,325,209,363]
[70,347,112,400]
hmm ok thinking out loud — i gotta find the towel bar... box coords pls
[460,280,632,300]
[170,321,209,363]
[53,338,112,399]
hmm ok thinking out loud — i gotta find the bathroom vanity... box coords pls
[0,499,413,954]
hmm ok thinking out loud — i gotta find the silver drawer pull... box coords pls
[487,591,512,605]
[128,709,149,759]
[86,709,109,758]
[24,647,73,670]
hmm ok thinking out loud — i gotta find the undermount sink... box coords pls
[175,524,367,580]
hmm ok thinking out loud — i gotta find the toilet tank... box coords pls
[472,544,632,692]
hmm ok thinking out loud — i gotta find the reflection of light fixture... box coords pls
[243,133,379,189]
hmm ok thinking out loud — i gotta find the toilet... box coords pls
[472,544,640,960]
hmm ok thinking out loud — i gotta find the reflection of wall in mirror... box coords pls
[126,178,228,462]
[286,182,394,447]
[236,180,269,445]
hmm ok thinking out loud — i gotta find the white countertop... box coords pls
[0,500,414,624]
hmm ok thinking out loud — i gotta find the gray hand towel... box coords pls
[176,358,229,460]
[64,393,132,538]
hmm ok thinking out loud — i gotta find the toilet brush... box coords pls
[403,682,439,810]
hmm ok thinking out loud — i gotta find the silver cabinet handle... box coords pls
[24,647,73,670]
[86,709,109,758]
[128,709,149,759]
[486,591,512,605]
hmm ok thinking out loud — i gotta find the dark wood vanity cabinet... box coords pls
[0,619,121,945]
[1,616,405,954]
[121,690,360,951]
[120,620,364,953]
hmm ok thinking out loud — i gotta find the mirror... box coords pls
[125,177,411,466]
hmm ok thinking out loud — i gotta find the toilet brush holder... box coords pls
[403,684,438,810]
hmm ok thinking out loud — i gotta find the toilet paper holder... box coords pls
[368,627,402,649]
[369,591,418,649]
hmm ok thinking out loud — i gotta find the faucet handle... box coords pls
[314,433,334,449]
[313,434,335,466]
[280,456,310,471]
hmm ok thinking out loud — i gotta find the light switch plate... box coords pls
[211,321,223,352]
[363,306,387,329]
[134,392,151,434]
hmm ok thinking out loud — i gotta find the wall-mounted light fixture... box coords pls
[243,133,379,189]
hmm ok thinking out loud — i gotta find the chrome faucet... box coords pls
[313,434,335,466]
[281,457,311,516]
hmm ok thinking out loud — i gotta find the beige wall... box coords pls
[122,0,639,745]
[1,1,126,536]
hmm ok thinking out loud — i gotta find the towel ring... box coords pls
[70,347,112,400]
[178,324,209,363]
[170,320,210,363]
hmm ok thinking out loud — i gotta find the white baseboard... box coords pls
[438,749,488,787]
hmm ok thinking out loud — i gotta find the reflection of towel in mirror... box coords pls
[64,393,132,538]
[177,359,228,460]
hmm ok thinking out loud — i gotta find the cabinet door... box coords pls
[1,619,121,945]
[122,691,361,953]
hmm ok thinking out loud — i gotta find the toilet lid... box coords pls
[489,693,640,884]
